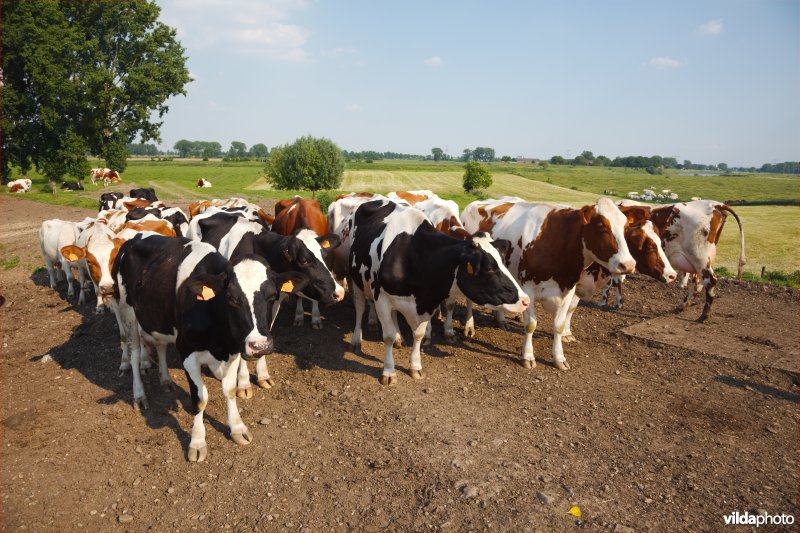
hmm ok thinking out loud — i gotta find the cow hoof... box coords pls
[351,342,361,354]
[464,326,475,338]
[311,322,322,330]
[555,360,571,371]
[237,387,253,399]
[140,366,150,376]
[563,335,577,343]
[421,337,431,347]
[393,337,403,348]
[410,369,423,380]
[697,314,709,323]
[188,445,208,463]
[133,397,149,411]
[379,374,397,386]
[444,333,456,343]
[293,318,304,327]
[117,367,131,378]
[231,429,252,446]
[257,378,274,389]
[522,359,535,369]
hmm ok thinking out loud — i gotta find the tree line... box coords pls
[170,140,269,159]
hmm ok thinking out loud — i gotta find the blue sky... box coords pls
[155,0,798,167]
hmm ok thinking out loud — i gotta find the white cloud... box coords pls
[648,56,687,69]
[345,104,363,112]
[157,0,311,61]
[697,18,724,36]
[424,56,444,67]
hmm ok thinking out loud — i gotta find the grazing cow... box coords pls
[39,220,85,301]
[462,197,637,370]
[195,212,343,396]
[7,178,32,193]
[113,233,308,461]
[60,221,126,313]
[129,188,158,202]
[197,178,212,188]
[639,200,745,321]
[272,196,345,328]
[99,192,124,211]
[349,199,530,384]
[60,181,84,191]
[386,190,434,206]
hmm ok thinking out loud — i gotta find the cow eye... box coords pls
[298,258,309,267]
[701,228,709,237]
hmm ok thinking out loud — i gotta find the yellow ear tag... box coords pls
[466,262,474,275]
[321,240,330,249]
[67,253,79,262]
[281,280,294,293]
[567,506,582,518]
[197,285,215,301]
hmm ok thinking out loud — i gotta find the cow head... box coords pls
[455,237,530,314]
[624,221,677,283]
[279,229,345,305]
[61,228,127,309]
[183,256,308,360]
[580,198,636,275]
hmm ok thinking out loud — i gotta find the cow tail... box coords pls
[718,205,746,279]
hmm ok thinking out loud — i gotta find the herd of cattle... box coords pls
[36,187,745,461]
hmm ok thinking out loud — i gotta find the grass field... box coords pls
[2,158,797,276]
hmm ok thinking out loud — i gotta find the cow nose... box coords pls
[334,285,345,302]
[98,284,114,296]
[520,295,530,309]
[245,337,273,359]
[617,260,636,275]
[665,271,678,283]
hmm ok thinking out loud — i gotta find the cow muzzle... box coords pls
[244,337,273,360]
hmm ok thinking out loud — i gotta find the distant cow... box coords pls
[113,233,308,461]
[7,178,32,193]
[271,196,345,329]
[349,199,529,385]
[60,181,84,191]
[462,197,637,370]
[129,188,158,202]
[197,178,212,188]
[99,192,124,211]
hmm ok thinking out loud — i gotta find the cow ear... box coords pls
[490,239,511,257]
[579,205,596,225]
[317,234,341,253]
[113,237,127,248]
[272,271,309,295]
[623,206,648,227]
[60,245,85,262]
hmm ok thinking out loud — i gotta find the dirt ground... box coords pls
[1,196,797,532]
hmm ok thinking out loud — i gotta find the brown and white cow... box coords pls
[623,199,745,321]
[272,196,345,328]
[7,178,32,193]
[197,178,212,188]
[462,197,638,370]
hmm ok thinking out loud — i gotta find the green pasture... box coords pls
[2,158,797,278]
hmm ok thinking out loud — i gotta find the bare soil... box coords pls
[1,197,798,532]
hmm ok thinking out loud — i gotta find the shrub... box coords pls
[265,135,345,198]
[463,161,492,192]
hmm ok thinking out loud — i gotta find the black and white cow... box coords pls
[129,187,158,202]
[126,206,190,237]
[99,192,124,211]
[195,211,343,397]
[113,234,307,462]
[349,199,530,385]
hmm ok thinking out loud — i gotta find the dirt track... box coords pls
[1,196,798,532]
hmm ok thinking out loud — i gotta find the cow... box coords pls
[271,196,345,328]
[97,209,132,231]
[127,206,190,238]
[7,178,32,193]
[197,178,212,188]
[60,181,84,191]
[112,233,308,461]
[462,197,637,370]
[89,168,109,185]
[194,211,343,397]
[114,219,176,238]
[188,198,273,227]
[99,192,124,211]
[563,216,678,340]
[386,190,434,206]
[326,193,383,282]
[348,199,530,385]
[633,199,745,321]
[39,220,85,301]
[112,197,164,212]
[129,188,158,202]
[103,170,122,185]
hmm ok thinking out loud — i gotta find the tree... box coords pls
[250,143,269,158]
[501,155,512,162]
[580,150,595,161]
[1,1,190,184]
[550,155,566,165]
[431,147,444,161]
[174,139,193,158]
[718,162,728,171]
[229,141,247,158]
[463,161,492,192]
[472,146,495,162]
[461,149,473,162]
[266,135,345,198]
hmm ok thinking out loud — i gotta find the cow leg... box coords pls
[44,257,58,289]
[351,285,366,353]
[255,357,274,389]
[236,358,253,398]
[128,319,148,410]
[521,289,538,368]
[293,297,305,327]
[562,293,580,343]
[402,313,428,380]
[156,343,174,391]
[698,268,718,322]
[183,353,208,462]
[375,300,399,385]
[310,301,322,330]
[463,302,475,338]
[494,309,508,329]
[443,297,456,342]
[77,267,89,305]
[138,334,152,375]
[222,355,252,446]
[678,274,700,311]
[613,276,625,309]
[550,288,576,370]
[109,299,131,376]
[599,279,611,307]
[367,300,378,331]
[391,310,404,347]
[61,260,76,297]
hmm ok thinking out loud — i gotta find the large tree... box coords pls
[2,0,190,184]
[431,147,444,161]
[266,136,345,198]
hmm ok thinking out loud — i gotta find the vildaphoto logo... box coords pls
[724,511,795,527]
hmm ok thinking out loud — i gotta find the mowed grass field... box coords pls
[2,158,797,275]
